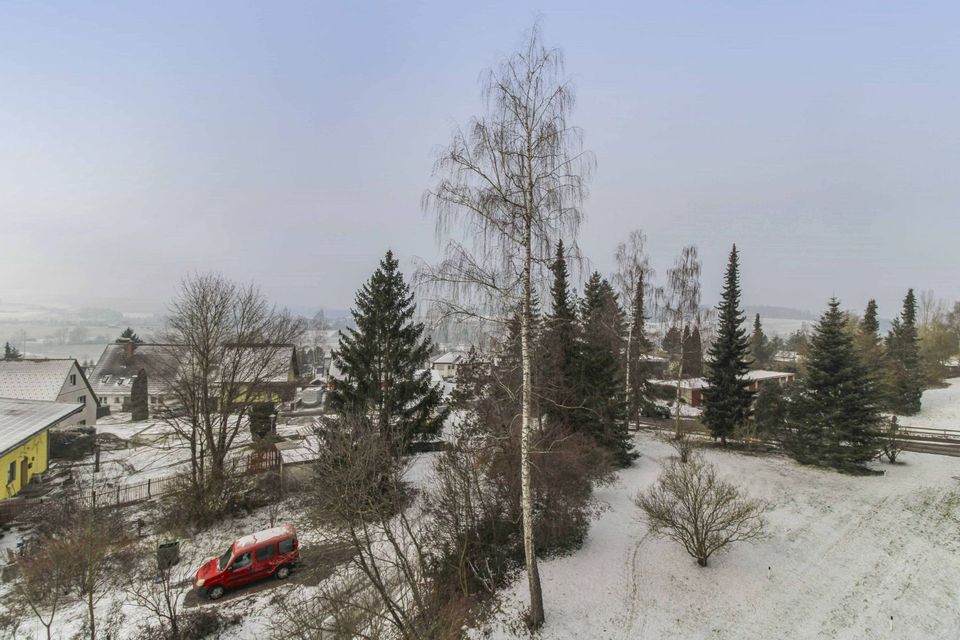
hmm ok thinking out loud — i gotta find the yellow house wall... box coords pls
[0,430,48,500]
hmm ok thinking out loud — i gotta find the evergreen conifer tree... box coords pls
[130,369,149,421]
[886,289,924,415]
[856,299,885,392]
[682,325,703,377]
[574,272,634,465]
[749,314,770,369]
[118,327,143,344]
[701,245,753,445]
[541,241,579,425]
[625,271,653,422]
[3,342,22,360]
[793,298,881,468]
[329,250,445,450]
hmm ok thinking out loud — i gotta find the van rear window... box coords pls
[279,538,295,554]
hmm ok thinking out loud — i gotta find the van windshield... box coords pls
[217,547,232,571]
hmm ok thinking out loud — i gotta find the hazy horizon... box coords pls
[3,1,959,319]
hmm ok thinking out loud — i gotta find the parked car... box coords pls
[643,403,672,419]
[193,523,300,600]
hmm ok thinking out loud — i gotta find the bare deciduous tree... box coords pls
[613,230,660,426]
[309,414,435,640]
[161,273,302,521]
[667,430,695,463]
[661,246,702,438]
[419,24,593,627]
[9,538,73,640]
[881,416,904,463]
[635,455,768,567]
[122,551,189,640]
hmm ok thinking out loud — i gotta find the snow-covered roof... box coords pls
[276,437,321,465]
[650,377,710,390]
[0,359,76,401]
[651,370,794,390]
[90,344,178,397]
[432,351,466,365]
[0,397,83,456]
[746,370,796,382]
[91,343,297,396]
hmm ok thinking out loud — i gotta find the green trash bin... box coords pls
[157,540,180,571]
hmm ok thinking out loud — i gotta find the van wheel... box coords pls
[208,585,225,600]
[275,565,291,580]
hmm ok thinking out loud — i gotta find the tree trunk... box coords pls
[674,341,685,439]
[521,223,545,628]
[625,325,633,428]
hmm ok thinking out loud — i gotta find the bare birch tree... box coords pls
[613,230,660,426]
[662,246,702,438]
[161,273,302,521]
[420,24,593,627]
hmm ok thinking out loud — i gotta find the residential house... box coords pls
[91,341,300,411]
[90,341,178,412]
[431,351,467,380]
[650,370,796,408]
[0,359,98,426]
[1,398,82,499]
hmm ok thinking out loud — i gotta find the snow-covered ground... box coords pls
[473,432,960,640]
[900,377,960,431]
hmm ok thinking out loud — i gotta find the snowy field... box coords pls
[900,377,960,431]
[473,432,960,640]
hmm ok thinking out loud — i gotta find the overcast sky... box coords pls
[2,1,958,318]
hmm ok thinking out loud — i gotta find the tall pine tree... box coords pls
[574,272,634,465]
[3,342,22,361]
[682,325,703,377]
[855,299,885,393]
[329,250,444,450]
[702,245,753,445]
[792,298,881,468]
[886,289,924,415]
[541,241,580,426]
[625,271,653,423]
[749,314,770,369]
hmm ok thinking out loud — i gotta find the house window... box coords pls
[78,395,86,405]
[7,461,15,485]
[78,420,86,426]
[70,374,77,385]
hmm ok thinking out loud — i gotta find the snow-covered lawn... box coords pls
[900,377,960,431]
[474,432,960,640]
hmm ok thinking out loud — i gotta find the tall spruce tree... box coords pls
[118,327,143,344]
[329,250,444,449]
[702,245,753,445]
[886,289,924,415]
[682,325,703,377]
[574,272,634,465]
[793,298,881,468]
[3,342,22,360]
[625,271,653,423]
[856,299,885,391]
[749,314,771,369]
[541,241,579,425]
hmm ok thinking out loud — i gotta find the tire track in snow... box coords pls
[622,530,653,639]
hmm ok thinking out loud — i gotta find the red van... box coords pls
[193,523,300,600]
